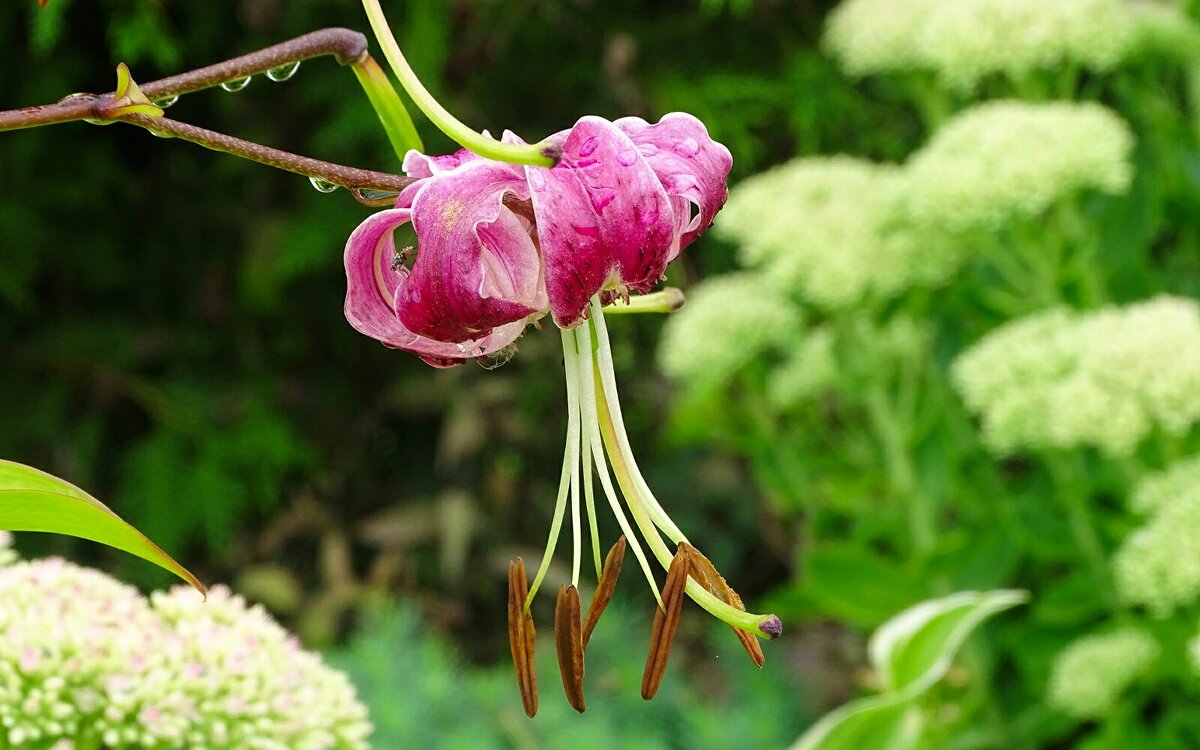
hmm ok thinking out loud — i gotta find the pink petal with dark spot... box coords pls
[526,116,675,329]
[343,208,526,366]
[614,113,732,257]
[398,160,546,342]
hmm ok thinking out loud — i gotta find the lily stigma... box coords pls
[344,113,782,716]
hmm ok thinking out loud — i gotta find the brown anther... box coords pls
[681,542,766,669]
[582,536,627,649]
[641,544,689,700]
[555,584,587,712]
[507,558,538,718]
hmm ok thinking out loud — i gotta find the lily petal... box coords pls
[397,160,547,343]
[528,116,675,329]
[614,113,732,256]
[344,208,525,367]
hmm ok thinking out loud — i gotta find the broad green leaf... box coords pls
[0,460,203,593]
[871,590,1028,693]
[790,693,920,750]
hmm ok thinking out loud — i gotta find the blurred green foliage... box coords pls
[8,0,1200,748]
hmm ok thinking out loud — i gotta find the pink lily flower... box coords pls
[343,111,778,716]
[344,112,731,365]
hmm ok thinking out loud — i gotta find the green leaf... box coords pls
[790,693,921,750]
[791,590,1027,750]
[0,460,203,593]
[871,590,1028,693]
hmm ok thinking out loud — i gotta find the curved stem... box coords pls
[0,29,416,193]
[360,0,559,167]
[140,28,369,101]
[352,55,424,160]
[120,114,412,192]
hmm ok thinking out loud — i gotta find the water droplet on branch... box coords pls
[266,62,301,83]
[220,77,252,93]
[152,95,179,109]
[309,176,339,193]
[351,187,401,207]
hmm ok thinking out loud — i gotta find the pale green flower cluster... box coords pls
[767,326,837,409]
[1114,458,1200,615]
[719,157,959,309]
[713,102,1130,315]
[904,101,1133,233]
[0,556,370,749]
[1047,628,1159,719]
[953,296,1200,455]
[658,273,801,391]
[1129,455,1200,515]
[824,0,1198,90]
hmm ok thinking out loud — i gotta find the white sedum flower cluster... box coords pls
[658,273,801,391]
[824,0,1198,90]
[1047,628,1159,719]
[0,556,370,749]
[904,101,1133,233]
[718,157,960,309]
[712,102,1130,314]
[1114,457,1200,616]
[953,296,1200,456]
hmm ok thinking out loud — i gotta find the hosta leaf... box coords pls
[0,460,203,593]
[871,589,1028,693]
[790,693,920,750]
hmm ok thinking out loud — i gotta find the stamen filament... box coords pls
[573,324,663,608]
[360,0,558,167]
[589,298,688,544]
[568,330,583,588]
[582,417,603,581]
[588,305,776,636]
[525,330,581,607]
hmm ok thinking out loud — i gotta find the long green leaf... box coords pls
[791,590,1028,750]
[0,460,203,593]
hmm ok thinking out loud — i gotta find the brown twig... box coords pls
[0,29,414,193]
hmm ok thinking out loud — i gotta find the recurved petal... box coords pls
[343,208,526,367]
[614,113,732,256]
[403,131,528,179]
[527,116,676,329]
[396,160,547,343]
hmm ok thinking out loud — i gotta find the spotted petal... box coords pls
[344,208,525,367]
[615,113,732,256]
[397,160,547,343]
[527,116,676,329]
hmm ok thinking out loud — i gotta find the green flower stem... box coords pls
[865,384,936,556]
[360,0,559,167]
[1049,454,1118,611]
[602,288,687,315]
[352,55,424,162]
